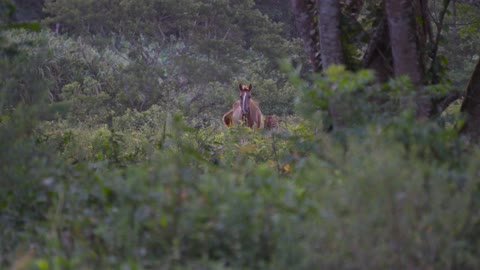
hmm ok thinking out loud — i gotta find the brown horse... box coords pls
[264,115,279,130]
[222,84,262,128]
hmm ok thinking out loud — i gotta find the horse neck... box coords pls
[249,99,258,111]
[246,100,261,127]
[249,100,260,115]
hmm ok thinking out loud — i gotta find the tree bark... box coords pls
[317,0,343,69]
[291,0,322,71]
[385,0,423,86]
[460,58,480,139]
[316,0,344,129]
[385,0,432,118]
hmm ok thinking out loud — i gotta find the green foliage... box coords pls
[40,0,303,123]
[0,11,63,266]
[4,60,480,268]
[3,29,299,128]
[294,64,386,131]
[42,0,293,62]
[440,3,480,89]
[297,135,480,269]
[1,0,15,24]
[3,2,480,269]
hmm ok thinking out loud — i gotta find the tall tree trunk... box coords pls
[317,0,344,129]
[291,0,322,71]
[460,58,480,139]
[385,0,431,118]
[385,0,423,86]
[317,0,343,69]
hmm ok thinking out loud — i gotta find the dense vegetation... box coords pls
[2,0,480,269]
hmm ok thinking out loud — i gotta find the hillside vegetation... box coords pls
[2,0,480,269]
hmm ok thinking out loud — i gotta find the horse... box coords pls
[263,115,279,130]
[222,84,262,128]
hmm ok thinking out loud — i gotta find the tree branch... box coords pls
[431,90,463,117]
[427,0,451,84]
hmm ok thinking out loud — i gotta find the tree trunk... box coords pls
[316,0,344,129]
[460,58,480,139]
[317,0,343,69]
[385,0,423,86]
[385,0,431,118]
[291,0,322,71]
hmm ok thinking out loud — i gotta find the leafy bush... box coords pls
[0,23,64,267]
[8,110,480,269]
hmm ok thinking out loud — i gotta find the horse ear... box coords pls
[239,84,243,91]
[248,84,252,91]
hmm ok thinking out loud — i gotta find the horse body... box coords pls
[264,115,279,130]
[222,84,262,128]
[232,100,262,128]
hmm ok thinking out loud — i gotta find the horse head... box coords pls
[239,83,252,115]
